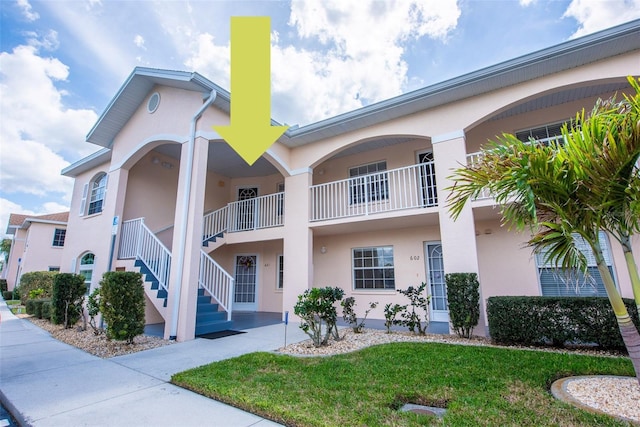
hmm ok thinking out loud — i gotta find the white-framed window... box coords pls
[277,182,285,216]
[277,255,284,289]
[515,120,573,146]
[349,161,388,204]
[80,173,108,216]
[352,246,395,290]
[52,228,66,247]
[536,231,615,297]
[79,252,95,295]
[49,267,60,272]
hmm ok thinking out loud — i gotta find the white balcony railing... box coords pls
[310,163,437,222]
[199,250,234,321]
[227,192,284,232]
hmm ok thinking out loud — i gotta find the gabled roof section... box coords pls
[6,212,69,234]
[284,19,640,146]
[86,68,232,148]
[62,148,112,177]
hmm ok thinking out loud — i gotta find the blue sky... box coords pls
[1,0,639,238]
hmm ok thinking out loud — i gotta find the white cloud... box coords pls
[24,29,60,51]
[519,0,537,6]
[564,0,640,38]
[0,41,96,211]
[183,33,230,89]
[134,34,146,49]
[0,44,98,158]
[180,0,460,125]
[16,0,39,22]
[273,0,461,124]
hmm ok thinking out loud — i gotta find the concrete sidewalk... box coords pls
[0,301,309,427]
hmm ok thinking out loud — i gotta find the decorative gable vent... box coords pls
[147,92,160,113]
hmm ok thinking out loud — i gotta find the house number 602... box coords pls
[410,256,420,261]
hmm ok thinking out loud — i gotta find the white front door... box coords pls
[234,255,258,311]
[424,242,448,322]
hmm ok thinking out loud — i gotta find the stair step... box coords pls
[195,320,233,336]
[197,311,227,322]
[197,295,211,304]
[197,303,220,314]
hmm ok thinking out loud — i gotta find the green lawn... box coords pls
[172,342,634,426]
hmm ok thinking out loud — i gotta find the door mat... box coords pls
[197,330,246,340]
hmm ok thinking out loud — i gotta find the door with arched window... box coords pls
[424,242,448,322]
[78,253,95,295]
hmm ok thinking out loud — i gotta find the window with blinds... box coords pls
[535,231,615,297]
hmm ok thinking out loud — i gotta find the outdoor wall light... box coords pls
[320,246,327,254]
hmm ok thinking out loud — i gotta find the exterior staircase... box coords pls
[120,217,235,337]
[195,288,233,335]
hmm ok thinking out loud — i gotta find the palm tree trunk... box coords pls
[621,236,640,312]
[594,249,640,384]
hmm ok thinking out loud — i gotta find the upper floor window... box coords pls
[52,228,66,247]
[536,231,615,297]
[515,120,574,147]
[349,161,388,204]
[80,173,108,216]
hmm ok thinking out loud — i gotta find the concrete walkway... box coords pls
[0,301,309,427]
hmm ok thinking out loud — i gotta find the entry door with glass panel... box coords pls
[237,187,258,231]
[417,152,437,207]
[234,255,258,311]
[424,243,448,322]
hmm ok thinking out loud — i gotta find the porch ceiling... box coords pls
[153,142,279,178]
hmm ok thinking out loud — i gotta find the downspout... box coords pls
[169,89,217,340]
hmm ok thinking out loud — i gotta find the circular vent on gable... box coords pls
[147,92,160,113]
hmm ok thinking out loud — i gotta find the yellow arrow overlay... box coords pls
[213,16,288,166]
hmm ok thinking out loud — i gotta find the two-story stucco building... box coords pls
[3,212,69,290]
[59,20,640,342]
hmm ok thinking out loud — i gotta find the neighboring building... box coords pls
[3,212,69,290]
[59,20,640,342]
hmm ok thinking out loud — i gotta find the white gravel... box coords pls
[565,376,640,423]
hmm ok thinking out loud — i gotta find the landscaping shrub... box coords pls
[383,303,406,333]
[41,300,52,320]
[341,297,377,333]
[294,286,344,347]
[445,273,480,338]
[0,279,7,292]
[397,283,430,334]
[99,271,145,343]
[51,273,87,328]
[487,296,640,350]
[87,288,102,335]
[25,299,36,315]
[32,298,50,319]
[2,291,13,300]
[18,271,56,304]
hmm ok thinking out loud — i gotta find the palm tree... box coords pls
[447,76,640,383]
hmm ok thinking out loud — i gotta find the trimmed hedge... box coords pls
[99,272,145,343]
[26,298,51,319]
[18,271,56,304]
[487,296,640,350]
[2,291,12,300]
[0,279,7,292]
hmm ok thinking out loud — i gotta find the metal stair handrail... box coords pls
[199,250,234,321]
[119,218,171,295]
[202,205,229,244]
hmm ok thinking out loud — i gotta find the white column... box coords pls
[166,136,209,341]
[282,170,313,320]
[432,131,487,334]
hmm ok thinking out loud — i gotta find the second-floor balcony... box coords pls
[310,162,438,222]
